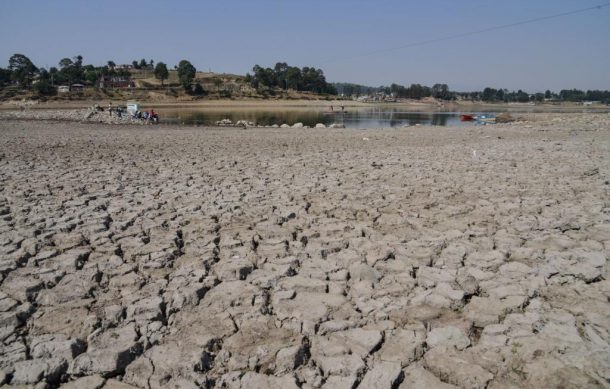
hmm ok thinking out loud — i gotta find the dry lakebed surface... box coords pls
[0,113,609,388]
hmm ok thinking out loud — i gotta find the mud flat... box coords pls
[0,113,609,388]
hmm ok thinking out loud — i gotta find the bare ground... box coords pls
[0,114,609,388]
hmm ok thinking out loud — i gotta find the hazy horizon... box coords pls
[1,0,609,92]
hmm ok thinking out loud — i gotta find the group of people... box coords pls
[132,109,159,123]
[104,102,159,123]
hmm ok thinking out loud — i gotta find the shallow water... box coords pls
[153,106,606,128]
[154,108,470,128]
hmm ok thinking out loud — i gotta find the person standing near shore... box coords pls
[108,102,113,117]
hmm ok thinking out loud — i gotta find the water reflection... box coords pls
[155,107,469,128]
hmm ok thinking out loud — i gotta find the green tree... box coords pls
[285,67,301,90]
[154,62,169,86]
[139,58,148,69]
[8,53,38,87]
[177,60,196,90]
[34,79,57,96]
[192,83,205,95]
[482,87,497,102]
[432,83,451,100]
[107,61,116,69]
[132,60,140,69]
[516,89,530,103]
[58,56,85,85]
[0,67,11,87]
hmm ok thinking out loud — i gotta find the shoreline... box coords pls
[1,98,608,112]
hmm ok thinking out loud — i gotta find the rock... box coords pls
[280,124,290,128]
[292,122,304,128]
[315,123,326,128]
[329,123,345,128]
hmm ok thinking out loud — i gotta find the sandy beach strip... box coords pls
[0,114,609,387]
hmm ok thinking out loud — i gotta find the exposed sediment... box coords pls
[0,114,609,388]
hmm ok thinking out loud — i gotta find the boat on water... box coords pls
[476,114,496,124]
[323,111,348,115]
[460,114,475,121]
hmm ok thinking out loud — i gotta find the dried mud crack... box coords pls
[0,113,609,388]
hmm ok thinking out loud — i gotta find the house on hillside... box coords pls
[71,84,85,92]
[57,85,70,93]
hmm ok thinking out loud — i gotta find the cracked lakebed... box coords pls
[0,114,609,388]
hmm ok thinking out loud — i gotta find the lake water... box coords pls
[154,108,470,128]
[153,106,605,128]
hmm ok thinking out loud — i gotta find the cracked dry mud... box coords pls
[0,113,609,388]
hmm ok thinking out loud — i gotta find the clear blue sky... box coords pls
[1,0,609,92]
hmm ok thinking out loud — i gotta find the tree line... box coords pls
[245,62,337,95]
[333,82,610,104]
[0,53,201,96]
[2,53,609,102]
